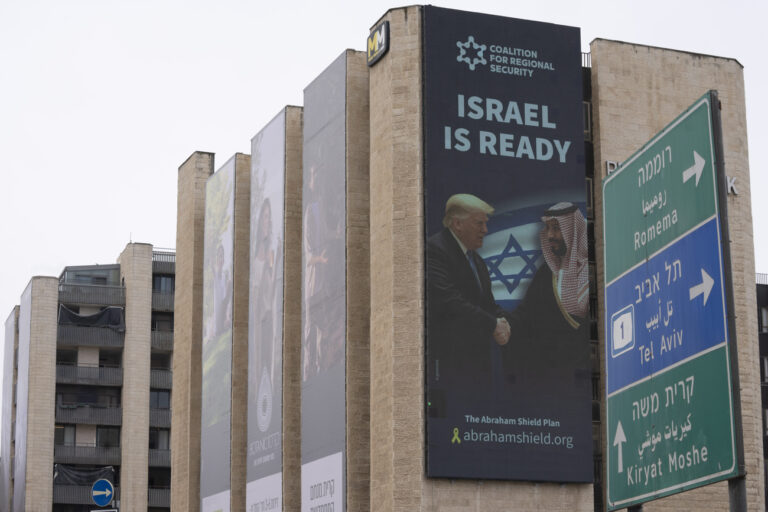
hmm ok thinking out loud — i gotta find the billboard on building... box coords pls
[423,6,592,481]
[301,53,347,512]
[1,309,16,512]
[13,289,30,512]
[247,110,286,511]
[201,159,236,511]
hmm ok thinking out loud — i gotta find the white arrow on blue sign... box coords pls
[91,478,114,507]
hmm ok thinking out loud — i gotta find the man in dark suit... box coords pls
[426,193,510,395]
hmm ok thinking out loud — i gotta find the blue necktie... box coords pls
[466,250,482,290]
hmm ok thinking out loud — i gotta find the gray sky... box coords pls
[1,0,766,444]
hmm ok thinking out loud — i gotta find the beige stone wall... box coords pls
[590,39,760,511]
[345,50,371,512]
[283,106,303,512]
[119,242,154,511]
[231,153,252,512]
[172,151,214,512]
[22,277,58,511]
[369,9,421,510]
[368,6,595,511]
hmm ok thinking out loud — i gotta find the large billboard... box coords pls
[423,6,592,481]
[301,53,347,512]
[201,159,235,511]
[247,110,286,511]
[603,93,739,509]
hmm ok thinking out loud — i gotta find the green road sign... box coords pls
[603,93,739,509]
[606,346,736,508]
[603,98,718,283]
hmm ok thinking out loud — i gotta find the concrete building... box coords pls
[0,243,176,511]
[757,273,768,510]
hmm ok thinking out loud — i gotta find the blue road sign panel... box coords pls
[91,478,114,507]
[605,217,727,394]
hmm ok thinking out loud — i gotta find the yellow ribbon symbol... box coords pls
[451,427,461,444]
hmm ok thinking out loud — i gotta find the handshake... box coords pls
[494,317,511,345]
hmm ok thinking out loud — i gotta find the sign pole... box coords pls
[708,90,748,512]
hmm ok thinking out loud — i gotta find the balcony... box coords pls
[54,443,121,465]
[54,484,120,505]
[56,364,123,386]
[151,330,173,351]
[149,448,171,467]
[59,283,125,306]
[150,408,171,428]
[58,324,124,348]
[55,404,122,426]
[150,369,172,389]
[153,250,176,274]
[148,487,171,507]
[152,290,174,312]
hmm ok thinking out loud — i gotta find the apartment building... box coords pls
[0,243,174,511]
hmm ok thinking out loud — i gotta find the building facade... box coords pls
[0,243,175,511]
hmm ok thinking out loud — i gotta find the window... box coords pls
[149,428,170,450]
[763,357,768,383]
[54,424,75,446]
[153,275,175,294]
[582,101,592,142]
[151,352,171,370]
[56,349,77,366]
[150,390,170,409]
[762,307,768,333]
[97,426,120,448]
[585,177,594,219]
[152,313,174,332]
[99,349,121,368]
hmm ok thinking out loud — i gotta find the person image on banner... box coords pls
[426,193,511,399]
[502,202,590,386]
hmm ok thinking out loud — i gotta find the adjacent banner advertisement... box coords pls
[301,53,347,512]
[247,110,286,511]
[13,289,31,512]
[1,310,15,512]
[201,159,236,511]
[423,6,592,481]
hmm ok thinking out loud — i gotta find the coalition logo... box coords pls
[455,35,556,78]
[456,36,487,70]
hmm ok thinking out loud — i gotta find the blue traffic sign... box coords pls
[91,478,114,507]
[605,217,727,393]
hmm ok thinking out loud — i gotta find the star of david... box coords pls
[482,231,541,294]
[456,36,487,71]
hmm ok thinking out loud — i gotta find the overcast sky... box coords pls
[1,0,766,444]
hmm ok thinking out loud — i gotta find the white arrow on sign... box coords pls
[689,268,715,306]
[93,489,112,498]
[682,150,705,187]
[613,421,627,474]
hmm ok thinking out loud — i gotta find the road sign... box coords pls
[602,93,738,510]
[91,478,114,507]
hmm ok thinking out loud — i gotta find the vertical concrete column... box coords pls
[1,306,19,512]
[231,153,252,512]
[368,7,424,512]
[346,50,371,512]
[283,106,303,511]
[590,39,761,510]
[172,151,214,512]
[119,242,153,511]
[16,277,57,512]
